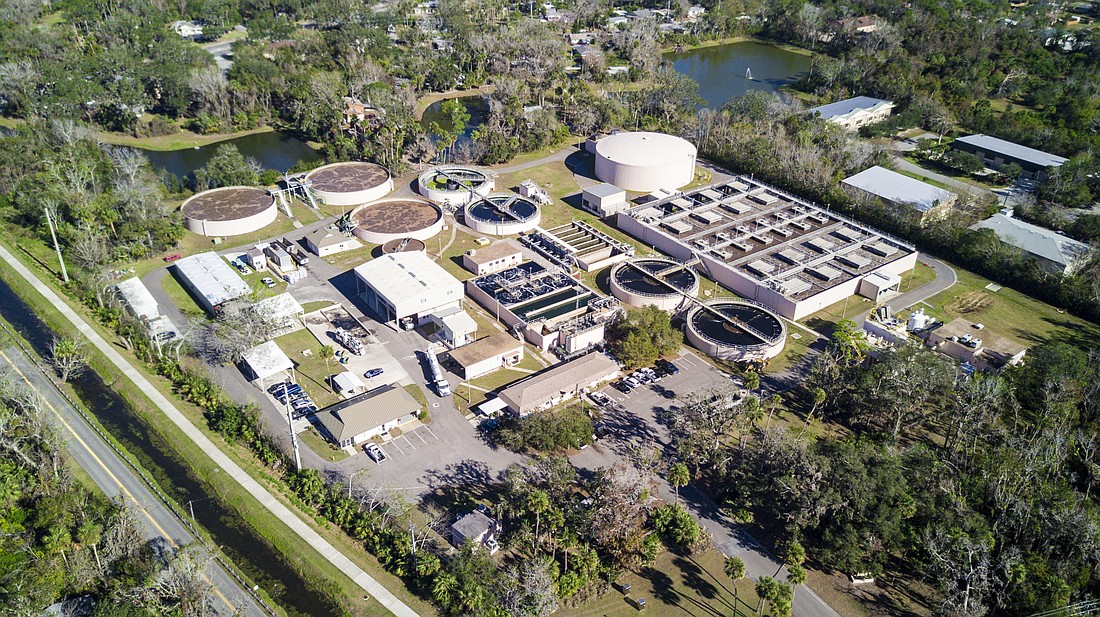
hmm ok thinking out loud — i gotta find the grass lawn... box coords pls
[95,124,275,152]
[300,300,335,313]
[438,231,483,281]
[463,301,508,336]
[892,167,953,191]
[158,271,207,319]
[320,242,378,271]
[403,383,430,411]
[298,426,350,463]
[127,209,305,278]
[0,234,439,616]
[767,329,818,374]
[800,262,938,336]
[454,367,531,413]
[274,329,342,409]
[916,263,1100,350]
[561,546,763,617]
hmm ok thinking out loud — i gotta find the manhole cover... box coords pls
[432,403,439,407]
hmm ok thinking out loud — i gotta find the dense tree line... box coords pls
[672,323,1100,616]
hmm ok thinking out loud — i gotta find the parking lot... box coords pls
[580,351,735,461]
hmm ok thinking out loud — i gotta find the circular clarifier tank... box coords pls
[685,300,786,362]
[349,198,444,244]
[464,194,541,236]
[610,258,700,311]
[417,165,494,206]
[305,161,393,206]
[180,186,277,237]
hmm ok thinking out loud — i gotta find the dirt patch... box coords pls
[944,291,994,315]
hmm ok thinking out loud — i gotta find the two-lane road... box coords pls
[0,346,269,617]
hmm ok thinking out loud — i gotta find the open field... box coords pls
[298,426,350,463]
[916,264,1100,349]
[97,124,276,152]
[801,261,939,335]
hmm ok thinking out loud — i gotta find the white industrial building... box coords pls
[842,166,957,223]
[316,385,421,448]
[581,183,628,217]
[353,252,466,329]
[429,306,478,347]
[807,96,895,130]
[593,132,697,192]
[305,229,360,257]
[173,252,252,314]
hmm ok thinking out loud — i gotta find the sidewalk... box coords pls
[0,244,419,617]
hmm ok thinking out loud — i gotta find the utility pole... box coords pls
[43,206,68,283]
[284,382,302,471]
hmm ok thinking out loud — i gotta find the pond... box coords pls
[139,131,321,181]
[666,40,812,109]
[421,94,490,146]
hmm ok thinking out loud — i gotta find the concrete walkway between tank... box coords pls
[0,244,419,617]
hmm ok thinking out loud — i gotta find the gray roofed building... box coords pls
[316,384,422,448]
[807,96,895,130]
[498,352,619,416]
[971,212,1090,274]
[842,165,957,222]
[113,277,160,321]
[450,511,500,553]
[172,251,251,314]
[952,134,1068,180]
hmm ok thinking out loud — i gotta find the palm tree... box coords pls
[743,370,760,392]
[808,387,826,423]
[319,345,335,392]
[526,489,550,547]
[668,462,690,503]
[764,393,782,431]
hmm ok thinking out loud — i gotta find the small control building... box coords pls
[581,183,628,217]
[447,332,525,379]
[498,352,620,416]
[305,229,360,257]
[462,239,524,275]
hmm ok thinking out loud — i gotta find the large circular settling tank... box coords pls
[417,166,494,206]
[305,161,393,206]
[350,198,444,244]
[610,258,700,311]
[464,194,541,236]
[685,300,786,362]
[180,186,277,237]
[594,131,697,192]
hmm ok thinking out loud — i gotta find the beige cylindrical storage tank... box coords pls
[180,186,277,237]
[464,194,541,236]
[381,238,427,254]
[594,131,697,193]
[417,166,494,206]
[350,198,444,244]
[305,161,393,206]
[610,258,700,312]
[685,300,786,362]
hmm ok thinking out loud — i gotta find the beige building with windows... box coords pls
[462,240,524,275]
[447,332,525,379]
[498,352,620,416]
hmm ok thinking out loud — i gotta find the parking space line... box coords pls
[679,356,697,367]
[401,435,416,450]
[414,431,428,445]
[423,426,441,441]
[382,443,403,457]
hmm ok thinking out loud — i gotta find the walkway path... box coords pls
[0,346,269,617]
[0,245,419,617]
[852,256,957,328]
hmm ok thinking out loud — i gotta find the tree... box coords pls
[669,386,748,470]
[808,387,826,422]
[49,336,87,383]
[743,370,761,392]
[526,489,550,545]
[668,462,690,503]
[724,556,746,581]
[320,345,336,393]
[609,305,683,369]
[193,144,260,190]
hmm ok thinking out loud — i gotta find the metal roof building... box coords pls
[316,384,421,448]
[353,252,464,326]
[807,96,895,129]
[113,277,160,321]
[953,134,1068,180]
[971,212,1089,274]
[498,352,620,416]
[172,251,251,314]
[842,166,957,221]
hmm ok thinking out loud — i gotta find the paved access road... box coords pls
[0,244,419,617]
[0,347,268,617]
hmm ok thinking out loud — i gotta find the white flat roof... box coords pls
[353,252,462,307]
[174,252,250,309]
[584,183,626,199]
[255,292,304,322]
[843,166,956,213]
[333,372,365,393]
[114,277,160,320]
[242,341,293,381]
[955,134,1067,169]
[433,306,477,337]
[808,96,895,120]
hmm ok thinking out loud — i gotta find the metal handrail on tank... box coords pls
[689,299,786,347]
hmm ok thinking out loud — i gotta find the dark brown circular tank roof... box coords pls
[180,187,275,222]
[381,238,427,253]
[306,162,390,193]
[351,199,442,234]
